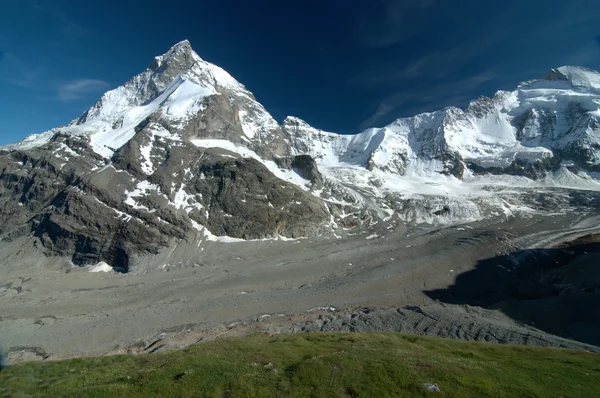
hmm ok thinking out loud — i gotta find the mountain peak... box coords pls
[542,65,600,92]
[150,39,201,72]
[282,116,310,127]
[161,39,194,55]
[171,39,192,49]
[163,39,196,59]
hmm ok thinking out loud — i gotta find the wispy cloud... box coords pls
[30,0,90,38]
[0,52,108,103]
[564,43,599,66]
[360,72,497,129]
[0,51,45,88]
[531,5,600,37]
[356,0,437,48]
[352,34,504,88]
[57,79,110,101]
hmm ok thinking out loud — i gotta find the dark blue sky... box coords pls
[1,0,599,144]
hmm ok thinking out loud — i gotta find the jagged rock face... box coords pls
[0,134,100,237]
[189,158,328,238]
[466,156,561,180]
[1,40,600,270]
[32,188,169,270]
[0,127,328,269]
[275,155,324,187]
[180,95,245,144]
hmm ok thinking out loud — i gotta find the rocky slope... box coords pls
[1,40,600,271]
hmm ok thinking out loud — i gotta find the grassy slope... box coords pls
[1,333,599,397]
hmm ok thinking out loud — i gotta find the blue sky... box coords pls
[1,0,599,145]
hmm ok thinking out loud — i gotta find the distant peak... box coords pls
[542,66,600,91]
[161,39,199,60]
[174,39,191,47]
[150,40,201,72]
[168,39,193,53]
[282,116,309,126]
[556,65,599,74]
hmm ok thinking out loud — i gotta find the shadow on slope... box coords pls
[425,234,600,347]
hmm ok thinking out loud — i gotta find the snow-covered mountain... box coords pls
[1,40,600,271]
[3,40,285,158]
[284,66,600,178]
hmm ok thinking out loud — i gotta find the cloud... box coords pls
[564,44,599,66]
[57,79,110,101]
[351,0,513,89]
[0,52,44,88]
[356,0,438,48]
[30,0,89,38]
[531,3,600,37]
[352,33,504,88]
[360,72,497,129]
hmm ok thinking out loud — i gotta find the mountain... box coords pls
[1,40,600,272]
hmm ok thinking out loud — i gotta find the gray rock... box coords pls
[423,383,441,393]
[189,157,328,239]
[275,155,324,187]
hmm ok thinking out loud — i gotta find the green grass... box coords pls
[1,333,599,397]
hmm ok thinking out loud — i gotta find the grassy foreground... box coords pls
[1,333,599,397]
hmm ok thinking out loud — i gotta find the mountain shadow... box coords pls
[425,234,600,347]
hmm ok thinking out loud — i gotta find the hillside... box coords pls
[2,332,599,397]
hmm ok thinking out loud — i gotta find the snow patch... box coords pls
[89,262,113,273]
[172,183,203,213]
[0,130,57,151]
[88,76,213,158]
[125,180,162,211]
